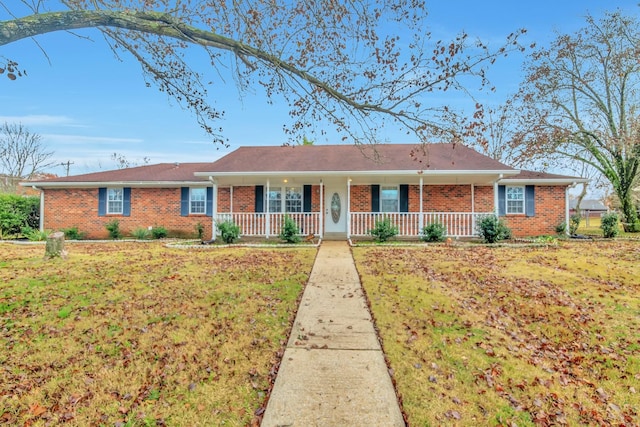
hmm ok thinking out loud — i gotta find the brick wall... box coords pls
[43,188,212,239]
[501,186,566,237]
[42,183,567,239]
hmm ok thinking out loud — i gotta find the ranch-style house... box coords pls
[22,143,586,240]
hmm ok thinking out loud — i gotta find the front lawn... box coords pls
[354,240,640,426]
[0,242,316,426]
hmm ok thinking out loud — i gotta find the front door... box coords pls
[324,182,347,236]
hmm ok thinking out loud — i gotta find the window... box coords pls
[268,186,302,212]
[190,188,206,214]
[107,188,123,214]
[268,187,282,213]
[506,186,524,214]
[285,187,302,212]
[380,186,399,212]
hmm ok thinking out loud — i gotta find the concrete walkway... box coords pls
[261,241,405,427]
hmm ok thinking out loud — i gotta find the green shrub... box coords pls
[476,215,512,243]
[369,216,398,243]
[421,222,446,242]
[279,215,301,243]
[151,226,168,239]
[105,219,122,239]
[132,227,150,240]
[63,226,86,240]
[555,222,567,235]
[21,226,50,241]
[217,220,241,244]
[195,222,205,240]
[569,213,581,235]
[0,194,39,238]
[600,212,620,238]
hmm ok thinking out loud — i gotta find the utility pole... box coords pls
[60,161,74,176]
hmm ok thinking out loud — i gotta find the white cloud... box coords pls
[42,133,144,145]
[0,115,76,126]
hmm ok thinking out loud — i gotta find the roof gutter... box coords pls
[498,178,589,185]
[19,181,209,189]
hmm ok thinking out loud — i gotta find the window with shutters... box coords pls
[107,188,123,214]
[506,186,525,214]
[268,187,302,212]
[190,188,206,214]
[380,186,399,212]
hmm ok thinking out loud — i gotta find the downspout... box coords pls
[471,183,475,234]
[230,186,233,213]
[566,183,576,236]
[209,177,217,241]
[32,186,43,232]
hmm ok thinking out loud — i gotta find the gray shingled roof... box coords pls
[201,143,514,173]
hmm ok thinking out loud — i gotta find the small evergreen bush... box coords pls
[195,222,205,240]
[600,212,620,238]
[63,226,86,240]
[132,227,150,240]
[151,225,168,239]
[217,220,241,244]
[476,215,512,243]
[105,219,122,239]
[569,213,581,235]
[369,217,398,243]
[279,215,301,243]
[555,222,567,235]
[421,222,446,242]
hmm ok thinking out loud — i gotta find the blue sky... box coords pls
[1,1,638,176]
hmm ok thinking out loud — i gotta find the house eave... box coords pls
[499,178,589,185]
[19,181,209,189]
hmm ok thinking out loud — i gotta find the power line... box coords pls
[60,161,74,176]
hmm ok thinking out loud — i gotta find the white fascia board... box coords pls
[499,178,589,185]
[19,181,208,188]
[195,169,519,178]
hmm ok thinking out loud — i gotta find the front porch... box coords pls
[213,211,491,240]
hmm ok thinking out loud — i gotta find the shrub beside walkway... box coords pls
[261,241,404,426]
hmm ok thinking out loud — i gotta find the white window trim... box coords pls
[107,188,123,215]
[267,186,303,213]
[380,185,399,213]
[506,186,525,215]
[189,188,207,215]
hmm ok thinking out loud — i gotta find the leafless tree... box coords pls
[0,122,55,188]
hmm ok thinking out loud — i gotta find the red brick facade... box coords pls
[41,183,567,239]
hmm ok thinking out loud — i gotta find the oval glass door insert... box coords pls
[331,193,341,223]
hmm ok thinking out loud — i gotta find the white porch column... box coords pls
[493,174,503,214]
[419,176,424,230]
[471,183,476,234]
[565,185,571,236]
[347,178,351,239]
[265,179,270,238]
[230,186,234,213]
[319,179,324,238]
[210,178,218,240]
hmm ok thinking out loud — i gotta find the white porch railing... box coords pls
[349,212,493,238]
[215,212,321,238]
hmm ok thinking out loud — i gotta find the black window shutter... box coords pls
[98,187,106,216]
[399,184,409,212]
[206,187,214,217]
[525,185,535,217]
[303,185,312,212]
[255,185,264,213]
[180,187,189,216]
[371,185,380,212]
[123,187,131,217]
[498,185,506,216]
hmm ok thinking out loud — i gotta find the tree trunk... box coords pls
[45,231,67,259]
